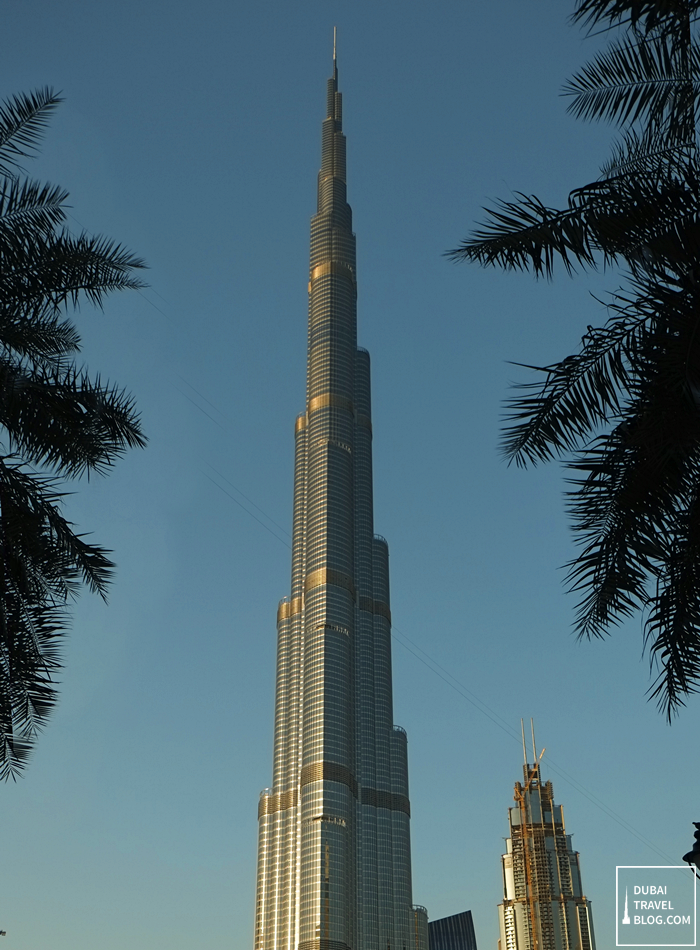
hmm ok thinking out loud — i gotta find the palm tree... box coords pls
[450,0,700,718]
[0,88,146,779]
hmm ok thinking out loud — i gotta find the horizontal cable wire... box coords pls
[63,208,676,866]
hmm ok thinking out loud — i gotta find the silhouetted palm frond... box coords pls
[0,90,146,776]
[456,0,700,715]
[0,361,145,477]
[501,309,640,466]
[0,88,63,178]
[0,460,116,780]
[0,230,146,316]
[573,0,700,34]
[450,160,700,280]
[0,599,64,781]
[564,32,699,128]
[599,124,691,176]
[0,178,67,243]
[0,310,80,365]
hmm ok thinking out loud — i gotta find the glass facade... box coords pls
[497,763,596,950]
[429,911,478,950]
[254,54,426,950]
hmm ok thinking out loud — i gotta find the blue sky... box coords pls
[1,2,697,948]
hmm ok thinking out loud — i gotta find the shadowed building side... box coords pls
[254,44,427,950]
[429,911,478,950]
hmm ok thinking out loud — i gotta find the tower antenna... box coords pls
[253,45,426,950]
[521,719,527,765]
[531,718,537,767]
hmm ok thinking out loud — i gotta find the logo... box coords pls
[623,888,632,925]
[617,867,697,946]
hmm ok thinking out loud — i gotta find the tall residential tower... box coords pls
[497,755,595,950]
[254,48,426,950]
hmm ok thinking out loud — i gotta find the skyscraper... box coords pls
[254,44,426,950]
[497,755,596,950]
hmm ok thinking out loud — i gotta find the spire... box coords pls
[325,32,342,127]
[254,48,422,950]
[317,33,348,220]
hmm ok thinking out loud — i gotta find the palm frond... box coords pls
[455,0,700,715]
[0,178,68,243]
[501,306,642,466]
[448,191,602,275]
[0,458,119,779]
[573,0,700,33]
[643,485,700,718]
[0,88,147,777]
[0,461,115,595]
[0,310,81,364]
[449,162,700,277]
[0,89,63,178]
[0,359,146,478]
[0,229,147,319]
[563,294,700,627]
[599,123,692,176]
[57,232,148,308]
[0,600,63,781]
[564,432,664,639]
[564,33,697,129]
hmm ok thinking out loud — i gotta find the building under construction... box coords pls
[497,740,596,950]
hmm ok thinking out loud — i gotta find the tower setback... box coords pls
[254,49,426,950]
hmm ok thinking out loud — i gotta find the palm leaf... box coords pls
[564,33,697,129]
[0,359,146,478]
[501,307,641,466]
[0,600,63,781]
[452,149,700,285]
[0,177,68,243]
[0,230,147,319]
[643,483,700,718]
[573,0,700,33]
[0,461,115,595]
[599,123,692,176]
[0,89,147,776]
[0,310,81,364]
[0,460,119,779]
[456,0,700,715]
[0,89,63,178]
[448,191,602,275]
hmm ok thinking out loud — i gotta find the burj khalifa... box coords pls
[254,44,427,950]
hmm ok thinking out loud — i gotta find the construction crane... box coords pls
[514,720,546,950]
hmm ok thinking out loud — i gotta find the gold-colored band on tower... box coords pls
[253,46,423,950]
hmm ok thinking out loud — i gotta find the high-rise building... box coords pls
[254,44,426,950]
[429,910,478,950]
[497,757,596,950]
[413,907,429,950]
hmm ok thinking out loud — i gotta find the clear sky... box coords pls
[1,2,697,948]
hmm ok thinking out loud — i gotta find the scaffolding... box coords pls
[497,723,596,950]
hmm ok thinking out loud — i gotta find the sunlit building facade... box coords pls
[254,49,426,950]
[497,761,596,950]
